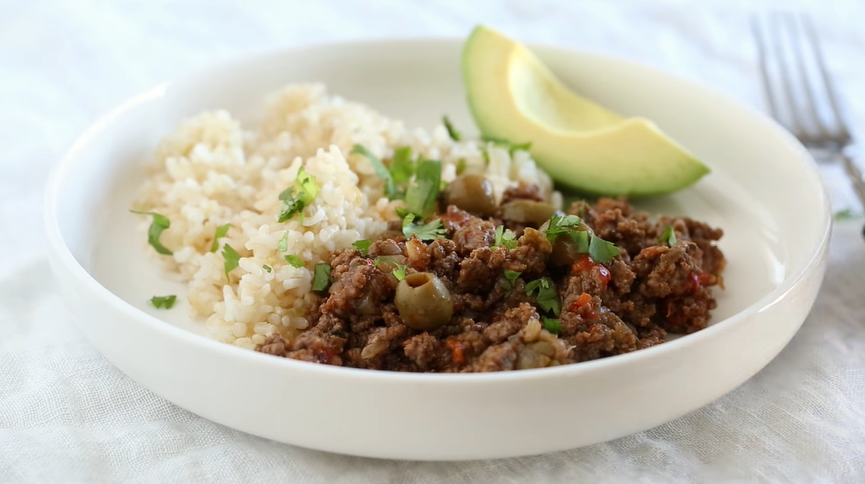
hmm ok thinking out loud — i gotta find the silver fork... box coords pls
[752,13,865,224]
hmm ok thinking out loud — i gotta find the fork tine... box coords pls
[751,16,781,121]
[766,14,805,136]
[801,14,852,143]
[785,13,828,141]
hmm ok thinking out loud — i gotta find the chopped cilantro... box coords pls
[402,213,446,242]
[149,295,177,310]
[353,239,372,256]
[543,214,583,242]
[284,254,304,268]
[404,160,442,217]
[352,144,399,198]
[834,208,860,220]
[390,146,416,184]
[221,243,240,278]
[262,264,272,273]
[443,115,461,141]
[312,263,332,291]
[277,166,320,222]
[456,158,467,175]
[659,225,677,246]
[483,136,532,155]
[588,235,620,263]
[503,269,522,288]
[493,225,518,249]
[278,232,288,252]
[209,223,232,252]
[542,317,561,335]
[374,257,408,281]
[572,230,591,253]
[525,277,560,316]
[130,210,173,255]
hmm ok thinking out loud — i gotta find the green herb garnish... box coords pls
[390,146,416,184]
[542,317,561,335]
[483,136,532,155]
[353,239,372,256]
[374,257,408,281]
[402,213,447,242]
[312,263,332,291]
[588,235,620,263]
[526,277,560,316]
[456,158,467,175]
[543,214,583,242]
[834,209,860,220]
[209,223,232,252]
[130,210,173,255]
[493,225,518,249]
[278,232,288,252]
[262,264,272,273]
[284,254,304,268]
[222,244,240,278]
[149,295,177,309]
[443,115,461,141]
[352,144,399,198]
[404,160,442,217]
[659,225,677,246]
[277,166,320,222]
[503,269,522,289]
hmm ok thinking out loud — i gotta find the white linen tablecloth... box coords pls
[2,1,864,482]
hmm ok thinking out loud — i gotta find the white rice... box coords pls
[134,84,561,348]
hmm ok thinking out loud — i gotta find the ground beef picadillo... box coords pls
[256,196,725,372]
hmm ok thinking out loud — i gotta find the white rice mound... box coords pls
[134,84,562,349]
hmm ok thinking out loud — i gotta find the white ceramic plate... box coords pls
[45,39,830,460]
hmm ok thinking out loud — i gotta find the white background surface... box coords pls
[2,0,864,482]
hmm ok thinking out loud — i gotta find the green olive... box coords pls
[395,272,454,331]
[500,200,556,226]
[444,174,497,216]
[539,219,594,266]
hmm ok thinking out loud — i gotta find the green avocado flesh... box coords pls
[462,25,710,197]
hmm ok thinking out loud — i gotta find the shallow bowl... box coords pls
[45,39,830,460]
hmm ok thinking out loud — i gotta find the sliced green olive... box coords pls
[500,200,555,226]
[541,220,594,266]
[395,272,454,331]
[444,174,497,216]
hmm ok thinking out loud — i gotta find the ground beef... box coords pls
[256,198,725,372]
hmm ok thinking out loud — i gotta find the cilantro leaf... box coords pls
[443,115,461,141]
[456,158,467,175]
[588,234,620,263]
[572,230,590,253]
[525,277,560,316]
[312,263,332,291]
[353,239,372,256]
[221,243,240,278]
[284,254,304,268]
[493,225,518,249]
[482,136,532,155]
[542,317,561,335]
[543,214,582,242]
[262,264,272,273]
[659,225,677,246]
[834,209,860,220]
[374,257,408,281]
[404,160,441,217]
[130,210,173,255]
[209,223,232,252]
[352,144,400,198]
[278,232,288,252]
[389,146,416,184]
[402,213,446,242]
[149,295,177,309]
[503,269,522,288]
[277,167,320,222]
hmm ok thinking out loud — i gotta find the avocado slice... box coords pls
[462,25,709,197]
